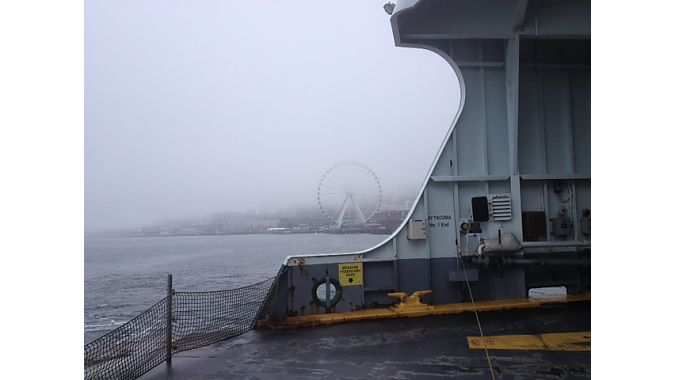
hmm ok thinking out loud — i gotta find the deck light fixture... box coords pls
[383,2,395,15]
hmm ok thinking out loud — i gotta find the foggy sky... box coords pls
[85,0,460,231]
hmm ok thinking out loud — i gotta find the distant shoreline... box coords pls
[85,230,391,239]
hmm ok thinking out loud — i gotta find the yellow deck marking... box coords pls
[257,294,590,329]
[467,331,591,351]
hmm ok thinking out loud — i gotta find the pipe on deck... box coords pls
[469,257,590,268]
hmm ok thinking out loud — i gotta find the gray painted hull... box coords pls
[268,255,589,319]
[265,0,591,321]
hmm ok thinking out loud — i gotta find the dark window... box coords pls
[471,196,489,222]
[522,211,547,241]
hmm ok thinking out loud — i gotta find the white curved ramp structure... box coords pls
[263,0,591,318]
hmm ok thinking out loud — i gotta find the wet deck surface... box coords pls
[142,301,590,379]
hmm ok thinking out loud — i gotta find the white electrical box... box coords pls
[407,218,427,240]
[463,233,482,256]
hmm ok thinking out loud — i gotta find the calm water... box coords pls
[84,233,385,343]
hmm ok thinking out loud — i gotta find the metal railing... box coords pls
[84,274,279,380]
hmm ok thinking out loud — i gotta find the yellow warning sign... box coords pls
[338,263,363,286]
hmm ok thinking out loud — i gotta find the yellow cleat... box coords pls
[388,290,433,311]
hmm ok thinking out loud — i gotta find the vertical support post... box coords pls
[166,274,173,366]
[324,271,331,313]
[423,189,432,292]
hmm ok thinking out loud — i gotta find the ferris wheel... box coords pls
[317,161,382,228]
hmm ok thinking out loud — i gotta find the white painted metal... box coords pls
[491,195,512,221]
[284,0,590,266]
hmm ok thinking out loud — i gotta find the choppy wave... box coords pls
[85,234,386,342]
[85,320,128,332]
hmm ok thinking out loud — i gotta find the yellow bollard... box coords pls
[388,290,433,311]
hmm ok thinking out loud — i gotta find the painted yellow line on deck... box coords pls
[257,294,590,329]
[467,331,591,351]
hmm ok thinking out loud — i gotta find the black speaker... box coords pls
[471,196,489,222]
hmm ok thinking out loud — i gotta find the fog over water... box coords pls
[85,0,460,232]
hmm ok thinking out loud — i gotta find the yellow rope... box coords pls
[460,258,496,380]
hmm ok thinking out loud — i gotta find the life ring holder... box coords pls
[311,278,343,308]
